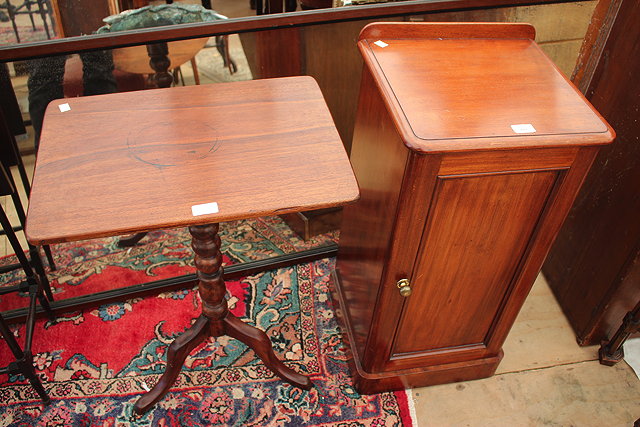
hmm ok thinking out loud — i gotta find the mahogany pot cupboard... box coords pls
[333,22,614,393]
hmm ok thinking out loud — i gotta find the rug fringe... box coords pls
[405,388,419,426]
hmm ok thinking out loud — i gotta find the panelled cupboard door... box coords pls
[388,170,558,369]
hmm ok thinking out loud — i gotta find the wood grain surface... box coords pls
[336,66,412,359]
[358,22,614,153]
[26,76,358,244]
[359,21,537,40]
[393,170,557,355]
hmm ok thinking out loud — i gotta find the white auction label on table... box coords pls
[191,202,219,216]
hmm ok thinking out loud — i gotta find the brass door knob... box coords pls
[397,278,412,297]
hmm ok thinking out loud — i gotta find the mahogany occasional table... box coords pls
[25,76,358,414]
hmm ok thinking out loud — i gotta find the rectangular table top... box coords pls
[26,76,359,245]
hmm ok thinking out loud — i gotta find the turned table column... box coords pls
[146,42,173,88]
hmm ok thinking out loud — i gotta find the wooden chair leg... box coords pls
[190,58,200,85]
[599,301,640,366]
[218,35,237,74]
[172,67,185,86]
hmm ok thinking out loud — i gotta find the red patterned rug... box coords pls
[0,216,337,313]
[0,217,416,426]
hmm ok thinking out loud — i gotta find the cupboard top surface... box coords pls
[358,23,614,153]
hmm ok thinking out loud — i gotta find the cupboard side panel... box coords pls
[486,147,600,349]
[364,151,442,371]
[336,67,408,358]
[544,0,640,345]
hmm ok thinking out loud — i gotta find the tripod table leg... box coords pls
[224,313,312,389]
[134,315,210,415]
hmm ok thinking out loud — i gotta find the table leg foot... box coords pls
[224,312,313,390]
[134,315,210,415]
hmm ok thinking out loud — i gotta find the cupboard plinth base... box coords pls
[330,270,502,395]
[348,349,503,395]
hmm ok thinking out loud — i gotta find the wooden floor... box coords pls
[412,274,640,426]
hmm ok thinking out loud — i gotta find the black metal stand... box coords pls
[0,164,55,404]
[0,85,56,272]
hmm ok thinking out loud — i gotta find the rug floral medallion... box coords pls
[0,217,415,426]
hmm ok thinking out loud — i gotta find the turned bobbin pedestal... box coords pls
[26,76,358,412]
